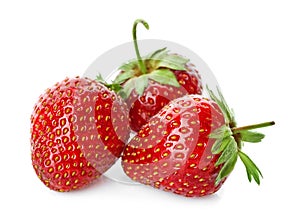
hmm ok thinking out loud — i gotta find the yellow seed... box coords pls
[56,129,61,136]
[45,160,51,166]
[63,128,69,134]
[190,153,196,158]
[154,148,160,153]
[175,144,183,150]
[190,163,196,168]
[175,153,184,159]
[175,163,181,167]
[163,152,169,157]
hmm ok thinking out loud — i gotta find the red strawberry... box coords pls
[31,77,130,191]
[122,90,274,197]
[113,19,202,132]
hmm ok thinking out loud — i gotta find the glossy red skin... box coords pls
[122,95,226,197]
[31,77,130,191]
[125,64,202,132]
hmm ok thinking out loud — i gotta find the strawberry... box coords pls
[31,77,130,191]
[113,19,202,132]
[121,89,274,197]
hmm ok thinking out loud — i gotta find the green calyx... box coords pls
[207,86,275,186]
[96,74,122,92]
[113,19,189,99]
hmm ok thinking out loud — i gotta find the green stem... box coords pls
[232,121,275,134]
[132,19,149,74]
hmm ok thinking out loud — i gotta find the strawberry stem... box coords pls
[232,121,275,134]
[132,19,149,74]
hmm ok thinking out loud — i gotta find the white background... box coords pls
[0,0,298,221]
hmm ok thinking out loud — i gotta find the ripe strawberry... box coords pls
[113,19,202,132]
[31,77,130,191]
[122,90,274,197]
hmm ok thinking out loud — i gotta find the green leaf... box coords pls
[211,139,223,154]
[146,48,169,68]
[96,73,105,83]
[147,47,168,60]
[109,83,123,93]
[120,78,136,99]
[156,54,189,70]
[215,152,238,186]
[146,47,189,70]
[238,151,263,185]
[209,125,232,139]
[148,69,180,87]
[215,137,238,166]
[119,60,138,72]
[113,70,136,84]
[135,75,149,96]
[212,136,231,154]
[206,85,235,124]
[217,87,234,123]
[240,130,265,143]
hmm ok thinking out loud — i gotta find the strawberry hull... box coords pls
[122,94,226,197]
